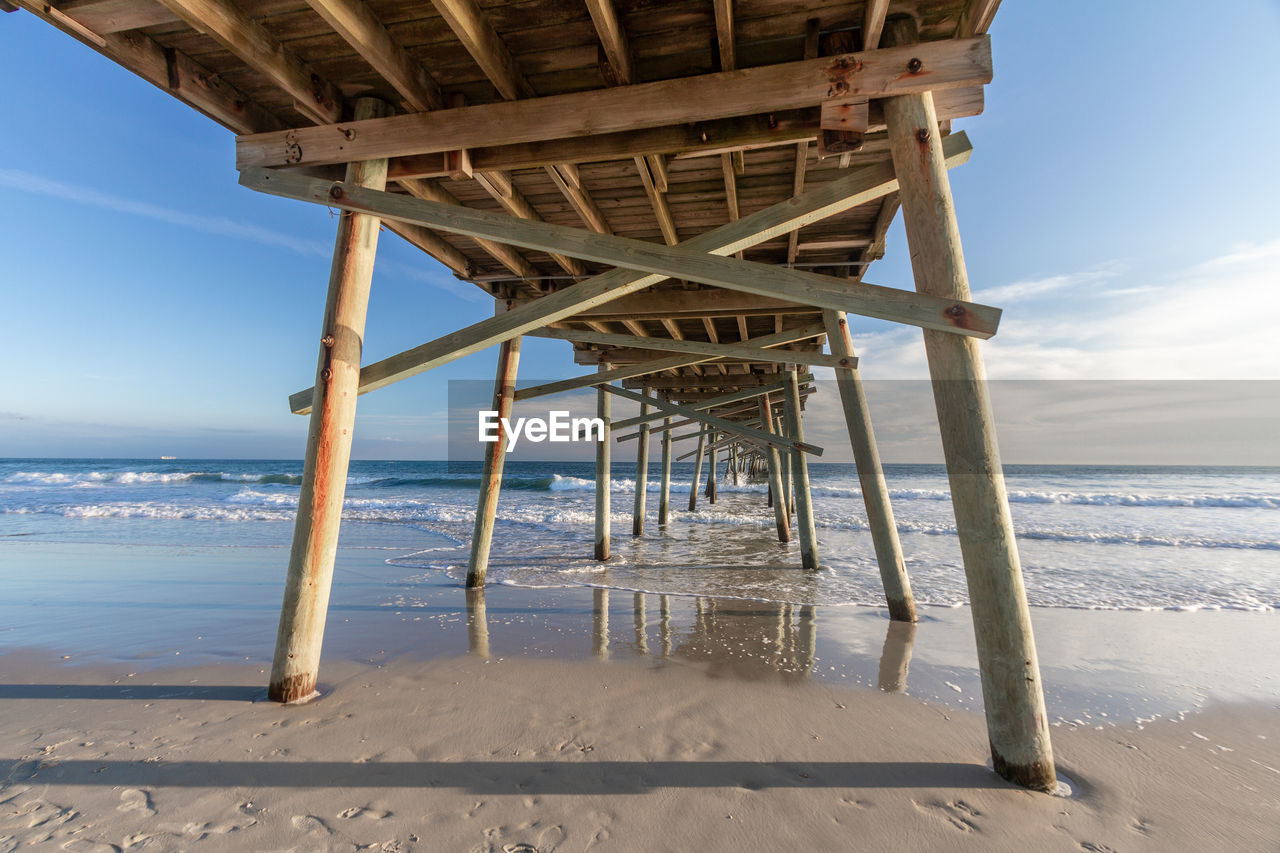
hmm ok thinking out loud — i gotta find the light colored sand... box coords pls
[2,651,1276,852]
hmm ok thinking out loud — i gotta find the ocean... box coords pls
[3,457,1277,613]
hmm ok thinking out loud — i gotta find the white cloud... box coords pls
[849,238,1280,380]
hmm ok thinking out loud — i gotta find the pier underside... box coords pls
[14,0,1059,790]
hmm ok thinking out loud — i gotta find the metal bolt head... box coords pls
[321,334,335,348]
[907,57,923,74]
[916,128,930,144]
[320,367,333,381]
[329,185,343,200]
[946,304,966,318]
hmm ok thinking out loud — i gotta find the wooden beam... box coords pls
[268,97,391,705]
[720,153,740,223]
[384,220,472,279]
[612,381,794,430]
[154,0,343,125]
[594,363,611,560]
[48,0,178,32]
[473,171,586,277]
[883,15,1054,792]
[241,165,1001,338]
[545,164,613,234]
[783,369,819,569]
[603,385,822,457]
[785,141,809,266]
[862,0,890,49]
[584,0,633,85]
[399,178,540,285]
[237,37,993,168]
[635,156,678,245]
[283,139,967,413]
[467,336,521,586]
[430,0,533,101]
[759,394,791,542]
[713,0,735,72]
[958,0,1002,38]
[797,238,872,251]
[12,0,280,134]
[303,0,443,112]
[533,327,854,369]
[540,288,808,322]
[514,325,824,402]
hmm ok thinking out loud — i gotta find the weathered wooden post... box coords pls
[269,97,392,704]
[823,308,916,621]
[465,586,490,659]
[632,388,651,535]
[467,336,522,587]
[688,429,706,511]
[759,395,791,543]
[658,416,673,525]
[783,369,818,570]
[595,361,611,561]
[882,16,1056,791]
[706,432,719,503]
[776,412,794,516]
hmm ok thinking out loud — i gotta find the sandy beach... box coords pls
[2,537,1278,851]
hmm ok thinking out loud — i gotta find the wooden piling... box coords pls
[268,97,392,705]
[658,416,673,525]
[776,413,794,517]
[632,388,651,535]
[595,361,611,561]
[688,429,706,511]
[883,15,1056,792]
[706,432,719,503]
[783,369,818,570]
[467,335,521,587]
[759,395,791,543]
[823,308,915,622]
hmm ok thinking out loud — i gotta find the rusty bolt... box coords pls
[320,367,333,381]
[343,128,357,141]
[839,358,852,367]
[329,184,344,200]
[916,128,930,144]
[321,334,335,348]
[946,304,966,318]
[907,57,923,74]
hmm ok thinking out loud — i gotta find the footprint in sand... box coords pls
[117,789,156,817]
[337,806,391,820]
[291,814,333,836]
[914,799,981,833]
[58,841,118,853]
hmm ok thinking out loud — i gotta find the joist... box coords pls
[473,171,586,277]
[430,0,533,101]
[513,324,825,402]
[532,328,854,369]
[283,136,971,413]
[863,0,891,49]
[11,0,280,134]
[241,165,1002,339]
[602,385,822,457]
[545,164,613,234]
[584,0,633,85]
[610,380,806,431]
[153,0,343,125]
[571,344,817,366]
[236,37,992,168]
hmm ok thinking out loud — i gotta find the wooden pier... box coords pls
[14,0,1058,790]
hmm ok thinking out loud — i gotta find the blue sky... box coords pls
[1,1,1278,460]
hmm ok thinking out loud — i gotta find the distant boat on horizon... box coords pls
[160,456,177,460]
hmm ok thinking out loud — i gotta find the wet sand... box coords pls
[2,540,1278,850]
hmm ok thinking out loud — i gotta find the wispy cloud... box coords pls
[0,167,331,258]
[0,167,495,304]
[850,238,1280,380]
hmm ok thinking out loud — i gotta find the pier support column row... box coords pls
[883,16,1056,791]
[658,416,673,525]
[466,335,522,587]
[269,97,392,704]
[824,308,916,622]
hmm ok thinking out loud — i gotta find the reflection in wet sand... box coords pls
[877,620,916,693]
[465,587,489,659]
[592,587,610,659]
[633,593,648,654]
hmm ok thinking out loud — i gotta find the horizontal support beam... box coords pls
[283,135,970,413]
[514,323,825,402]
[610,379,803,431]
[519,288,810,322]
[242,162,998,339]
[236,37,991,168]
[534,327,853,369]
[602,384,822,457]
